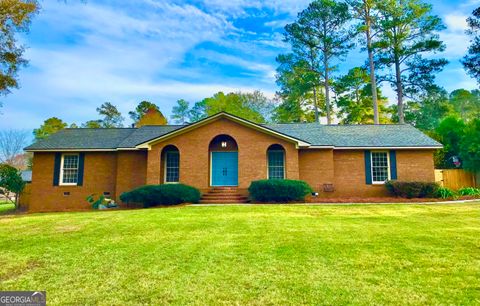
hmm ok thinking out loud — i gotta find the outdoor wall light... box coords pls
[221,141,227,148]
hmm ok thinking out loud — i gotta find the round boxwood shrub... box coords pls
[120,184,201,207]
[248,179,313,202]
[385,180,439,198]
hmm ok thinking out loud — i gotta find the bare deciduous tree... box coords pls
[0,129,29,168]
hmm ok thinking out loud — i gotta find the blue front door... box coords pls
[211,152,238,186]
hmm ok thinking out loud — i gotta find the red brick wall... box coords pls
[299,149,334,193]
[147,118,299,193]
[327,149,436,197]
[115,151,147,198]
[396,150,435,181]
[27,119,437,212]
[30,152,118,212]
[332,150,388,197]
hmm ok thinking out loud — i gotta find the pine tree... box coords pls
[461,7,480,85]
[374,0,447,123]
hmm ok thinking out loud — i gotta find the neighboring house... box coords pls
[24,112,442,212]
[21,170,32,183]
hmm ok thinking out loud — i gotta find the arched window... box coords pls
[162,145,180,183]
[267,144,285,179]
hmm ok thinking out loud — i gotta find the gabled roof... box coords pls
[134,112,311,149]
[24,112,442,152]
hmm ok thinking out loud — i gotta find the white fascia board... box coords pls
[25,148,140,152]
[333,146,443,150]
[25,148,118,152]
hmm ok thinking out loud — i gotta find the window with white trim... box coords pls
[268,146,285,179]
[165,151,180,183]
[60,154,79,185]
[371,151,390,183]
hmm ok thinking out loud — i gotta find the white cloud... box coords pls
[437,67,478,92]
[264,19,291,29]
[444,14,468,31]
[440,13,470,58]
[0,0,281,129]
[4,0,476,131]
[193,49,276,81]
[201,0,310,15]
[1,0,256,129]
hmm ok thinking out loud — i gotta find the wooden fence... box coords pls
[435,169,477,190]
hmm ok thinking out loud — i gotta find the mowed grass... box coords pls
[0,204,479,305]
[0,202,15,214]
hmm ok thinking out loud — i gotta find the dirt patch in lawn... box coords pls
[0,260,44,282]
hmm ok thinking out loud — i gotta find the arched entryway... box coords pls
[209,135,238,187]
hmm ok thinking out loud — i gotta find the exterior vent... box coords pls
[323,183,335,192]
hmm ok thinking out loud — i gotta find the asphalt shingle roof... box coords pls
[263,123,442,147]
[25,128,137,150]
[117,125,184,148]
[25,120,441,151]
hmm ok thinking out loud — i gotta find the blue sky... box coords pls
[2,0,479,130]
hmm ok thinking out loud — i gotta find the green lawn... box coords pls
[0,202,15,214]
[1,204,479,305]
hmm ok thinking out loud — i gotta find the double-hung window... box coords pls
[60,154,79,185]
[165,151,180,183]
[371,151,390,184]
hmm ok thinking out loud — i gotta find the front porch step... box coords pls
[211,186,238,190]
[201,194,248,200]
[208,189,240,194]
[200,188,249,204]
[199,199,248,204]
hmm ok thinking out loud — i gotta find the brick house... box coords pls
[25,112,442,212]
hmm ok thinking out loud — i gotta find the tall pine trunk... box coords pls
[365,6,379,124]
[309,52,320,124]
[394,54,405,123]
[312,86,320,123]
[324,57,332,124]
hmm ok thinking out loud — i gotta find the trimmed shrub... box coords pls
[248,179,313,202]
[120,184,201,207]
[458,187,480,197]
[436,187,458,199]
[385,180,439,198]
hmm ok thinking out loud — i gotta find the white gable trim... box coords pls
[135,112,311,149]
[24,148,142,152]
[24,148,119,152]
